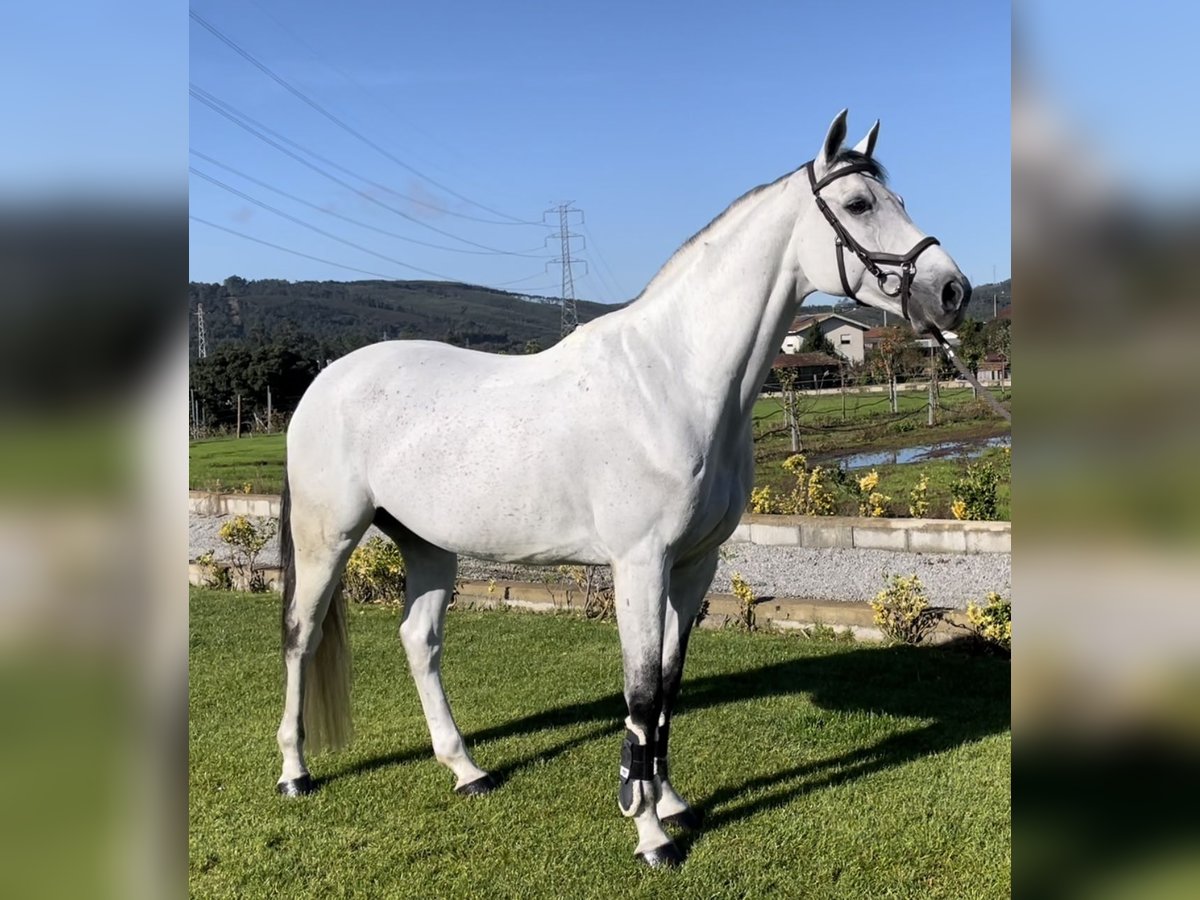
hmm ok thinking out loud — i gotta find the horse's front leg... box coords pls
[656,550,718,831]
[612,549,679,867]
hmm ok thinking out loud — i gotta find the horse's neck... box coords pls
[625,185,813,424]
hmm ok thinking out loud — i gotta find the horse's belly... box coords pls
[365,412,609,564]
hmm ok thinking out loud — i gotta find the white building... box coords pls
[780,313,869,364]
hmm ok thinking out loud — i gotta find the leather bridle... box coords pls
[805,160,940,322]
[804,159,1010,422]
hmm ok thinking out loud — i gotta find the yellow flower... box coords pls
[951,499,967,520]
[782,454,808,477]
[750,485,777,514]
[857,470,880,493]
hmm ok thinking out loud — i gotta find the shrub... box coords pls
[557,564,614,620]
[806,466,838,516]
[871,574,945,645]
[951,461,1000,521]
[909,473,930,518]
[730,571,757,631]
[965,592,1011,653]
[781,453,808,479]
[779,453,810,514]
[343,537,406,604]
[750,485,779,514]
[195,550,232,591]
[218,515,278,592]
[856,469,890,517]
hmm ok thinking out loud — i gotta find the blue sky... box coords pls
[189,1,1011,300]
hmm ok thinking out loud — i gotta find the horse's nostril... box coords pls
[941,279,966,312]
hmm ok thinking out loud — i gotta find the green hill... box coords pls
[188,277,622,355]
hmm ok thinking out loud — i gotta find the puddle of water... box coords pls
[833,435,1010,470]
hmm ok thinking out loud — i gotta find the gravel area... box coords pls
[191,514,1009,610]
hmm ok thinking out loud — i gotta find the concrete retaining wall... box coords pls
[189,491,1009,554]
[189,491,281,518]
[729,514,1009,554]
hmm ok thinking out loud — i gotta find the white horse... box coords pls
[275,110,970,867]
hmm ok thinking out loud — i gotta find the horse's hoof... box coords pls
[455,774,498,797]
[636,841,683,868]
[662,808,703,831]
[276,774,315,797]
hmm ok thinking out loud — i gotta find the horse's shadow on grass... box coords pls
[324,640,1009,841]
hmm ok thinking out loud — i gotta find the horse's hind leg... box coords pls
[276,490,370,795]
[386,530,492,794]
[656,550,719,831]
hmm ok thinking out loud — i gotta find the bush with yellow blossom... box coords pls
[218,515,278,591]
[342,537,406,604]
[870,573,946,644]
[909,473,930,518]
[965,592,1011,653]
[856,468,891,517]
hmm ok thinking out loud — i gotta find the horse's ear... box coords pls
[853,119,880,158]
[815,109,849,176]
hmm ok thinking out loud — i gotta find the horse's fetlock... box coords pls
[618,727,659,815]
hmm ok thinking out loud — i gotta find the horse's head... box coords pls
[794,109,970,334]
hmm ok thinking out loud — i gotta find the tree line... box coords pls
[190,295,1009,437]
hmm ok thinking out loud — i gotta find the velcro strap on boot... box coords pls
[619,729,657,782]
[654,721,670,778]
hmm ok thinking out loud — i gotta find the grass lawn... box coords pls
[190,433,286,495]
[190,589,1010,898]
[752,385,1002,425]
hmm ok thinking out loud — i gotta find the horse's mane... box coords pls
[626,150,889,304]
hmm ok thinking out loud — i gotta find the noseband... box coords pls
[805,161,940,321]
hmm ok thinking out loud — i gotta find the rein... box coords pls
[806,159,1010,423]
[928,326,1012,422]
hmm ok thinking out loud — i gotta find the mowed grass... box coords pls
[190,433,286,494]
[190,589,1010,898]
[752,385,1009,426]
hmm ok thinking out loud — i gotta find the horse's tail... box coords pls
[280,470,353,752]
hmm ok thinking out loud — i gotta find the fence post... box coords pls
[927,348,935,427]
[267,386,273,433]
[236,394,241,439]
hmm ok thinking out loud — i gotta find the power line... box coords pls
[191,215,413,280]
[243,0,475,178]
[491,271,552,287]
[189,149,548,258]
[581,220,629,300]
[191,215,549,294]
[192,84,531,227]
[191,166,461,280]
[190,10,539,226]
[190,85,544,256]
[580,253,617,303]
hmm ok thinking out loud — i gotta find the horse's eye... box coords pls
[846,198,872,215]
